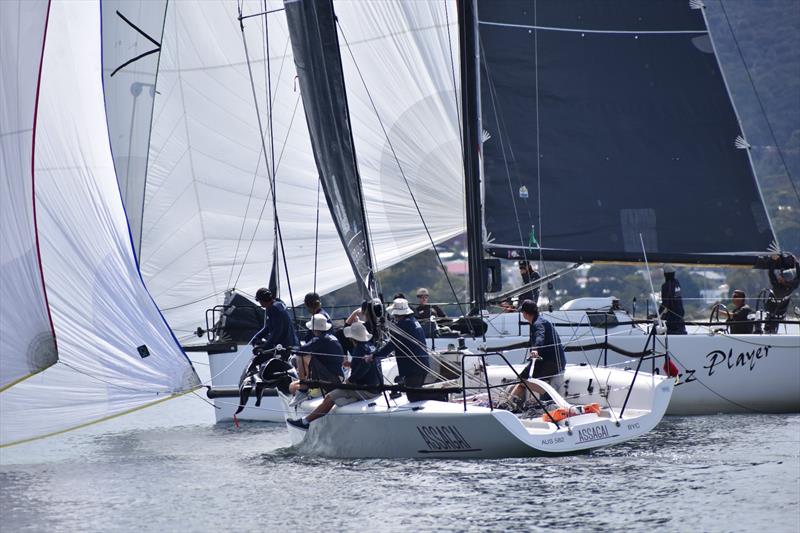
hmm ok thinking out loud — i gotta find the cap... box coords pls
[416,288,429,297]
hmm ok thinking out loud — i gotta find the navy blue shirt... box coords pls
[375,315,429,378]
[660,274,686,333]
[349,341,381,387]
[251,299,299,349]
[530,315,566,379]
[299,333,344,378]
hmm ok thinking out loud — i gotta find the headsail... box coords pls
[1,0,199,447]
[478,1,777,265]
[0,0,57,391]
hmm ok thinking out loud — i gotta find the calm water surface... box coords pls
[1,391,798,533]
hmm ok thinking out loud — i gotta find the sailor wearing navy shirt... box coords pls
[287,321,380,430]
[288,314,344,407]
[251,288,299,349]
[375,298,430,400]
[659,264,687,335]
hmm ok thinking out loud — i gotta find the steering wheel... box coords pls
[710,303,729,331]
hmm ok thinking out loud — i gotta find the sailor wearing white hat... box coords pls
[287,321,379,430]
[288,313,344,409]
[375,299,431,401]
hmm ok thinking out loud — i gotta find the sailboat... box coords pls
[471,0,800,415]
[202,0,798,420]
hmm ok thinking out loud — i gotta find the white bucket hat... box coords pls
[662,264,676,274]
[388,298,414,316]
[305,313,332,332]
[343,321,372,342]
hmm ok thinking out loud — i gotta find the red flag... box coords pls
[663,358,680,377]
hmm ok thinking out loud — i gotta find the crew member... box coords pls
[288,313,344,407]
[517,260,541,303]
[726,289,755,334]
[287,321,380,429]
[303,292,331,342]
[414,288,446,337]
[375,298,431,401]
[508,300,566,407]
[250,287,298,358]
[659,264,687,334]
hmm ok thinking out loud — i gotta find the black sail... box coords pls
[284,0,375,298]
[478,0,777,265]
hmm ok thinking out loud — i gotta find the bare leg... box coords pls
[510,380,545,401]
[306,396,336,422]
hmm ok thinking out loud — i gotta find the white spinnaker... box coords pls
[0,0,200,447]
[101,0,168,258]
[0,0,57,391]
[335,0,466,271]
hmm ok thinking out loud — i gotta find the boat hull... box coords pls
[281,371,673,459]
[476,314,800,415]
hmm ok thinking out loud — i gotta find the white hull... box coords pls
[477,310,800,415]
[280,366,673,458]
[206,304,798,420]
[207,347,284,422]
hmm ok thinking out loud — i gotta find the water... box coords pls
[2,386,798,533]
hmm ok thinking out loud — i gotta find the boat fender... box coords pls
[542,403,600,423]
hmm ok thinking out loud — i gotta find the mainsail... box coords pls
[284,0,377,298]
[478,0,777,265]
[1,0,199,447]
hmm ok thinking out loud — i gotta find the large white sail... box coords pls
[141,0,350,338]
[335,0,467,271]
[140,1,466,339]
[0,0,200,447]
[0,0,57,391]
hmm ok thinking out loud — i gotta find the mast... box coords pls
[458,0,485,314]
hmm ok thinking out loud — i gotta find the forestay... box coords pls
[479,0,777,265]
[0,0,57,391]
[1,0,199,447]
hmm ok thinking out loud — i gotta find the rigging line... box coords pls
[533,0,545,272]
[233,93,302,288]
[335,20,471,325]
[239,5,297,317]
[313,178,321,293]
[264,1,282,297]
[478,20,707,35]
[443,0,464,158]
[717,1,800,205]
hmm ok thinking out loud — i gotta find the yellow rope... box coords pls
[0,387,200,448]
